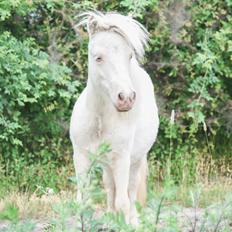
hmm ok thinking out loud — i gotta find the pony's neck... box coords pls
[85,76,111,114]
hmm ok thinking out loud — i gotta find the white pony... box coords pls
[70,11,159,225]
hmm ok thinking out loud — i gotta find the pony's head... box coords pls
[78,11,149,112]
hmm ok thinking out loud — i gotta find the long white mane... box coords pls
[77,11,149,61]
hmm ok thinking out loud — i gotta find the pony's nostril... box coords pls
[133,91,136,100]
[130,91,136,101]
[118,92,125,101]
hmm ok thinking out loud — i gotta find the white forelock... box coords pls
[77,11,149,61]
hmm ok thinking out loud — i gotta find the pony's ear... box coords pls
[87,16,99,37]
[87,14,109,37]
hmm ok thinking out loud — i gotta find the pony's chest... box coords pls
[89,114,125,143]
[93,115,111,141]
[83,111,136,154]
[84,115,108,151]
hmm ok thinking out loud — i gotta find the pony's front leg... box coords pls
[73,145,90,202]
[103,166,115,212]
[128,160,143,226]
[128,157,147,226]
[112,154,131,224]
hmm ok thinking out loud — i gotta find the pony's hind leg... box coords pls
[103,166,115,212]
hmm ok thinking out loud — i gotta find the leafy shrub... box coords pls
[0,0,232,192]
[0,31,79,190]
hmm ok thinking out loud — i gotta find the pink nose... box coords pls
[116,91,136,112]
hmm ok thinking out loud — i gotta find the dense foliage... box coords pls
[0,0,232,192]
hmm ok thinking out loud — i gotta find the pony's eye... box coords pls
[96,56,103,62]
[129,53,133,60]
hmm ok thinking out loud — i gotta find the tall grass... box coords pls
[1,144,232,232]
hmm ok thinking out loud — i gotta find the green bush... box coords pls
[0,0,232,192]
[0,31,78,190]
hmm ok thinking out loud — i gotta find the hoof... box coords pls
[130,216,139,227]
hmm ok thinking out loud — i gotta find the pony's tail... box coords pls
[136,157,148,206]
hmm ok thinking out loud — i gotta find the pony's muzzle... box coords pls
[116,91,136,112]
